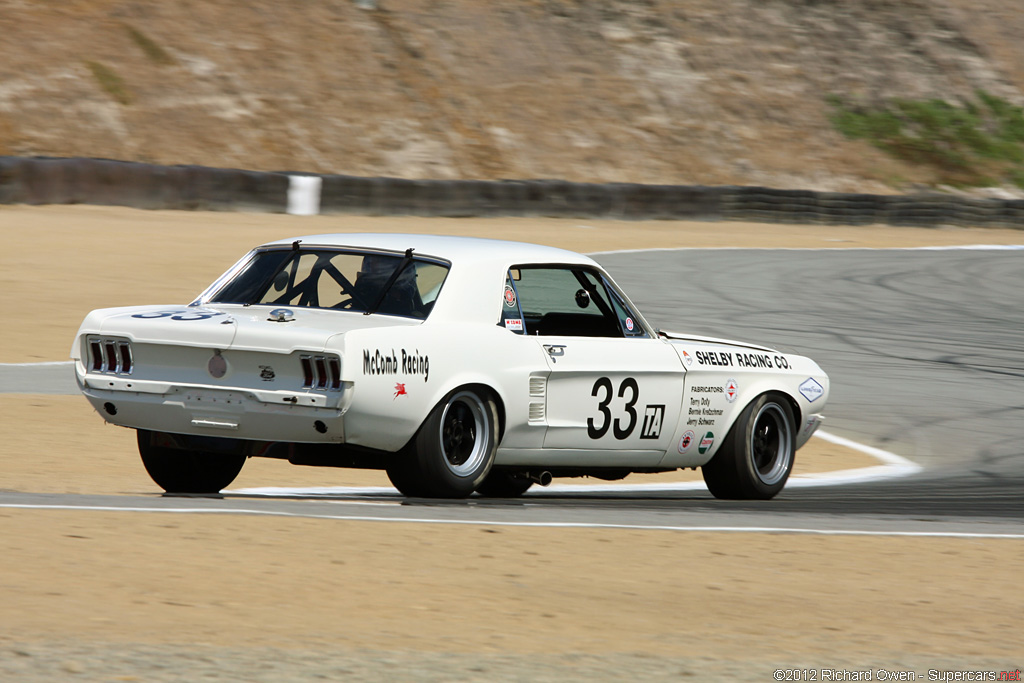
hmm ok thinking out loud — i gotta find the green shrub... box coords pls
[828,91,1024,188]
[85,61,132,105]
[123,24,175,66]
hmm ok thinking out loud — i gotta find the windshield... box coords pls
[209,247,450,319]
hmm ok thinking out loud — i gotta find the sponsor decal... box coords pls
[504,317,524,332]
[725,378,738,403]
[639,404,665,439]
[799,377,824,402]
[695,350,791,370]
[131,309,224,321]
[686,392,722,427]
[503,285,517,307]
[677,429,696,454]
[259,365,275,381]
[394,382,407,399]
[698,431,715,455]
[681,349,693,367]
[695,350,733,367]
[625,317,634,331]
[363,348,430,382]
[735,352,770,368]
[687,399,720,425]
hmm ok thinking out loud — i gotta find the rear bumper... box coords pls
[81,381,347,444]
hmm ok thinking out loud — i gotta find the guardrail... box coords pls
[2,156,1023,228]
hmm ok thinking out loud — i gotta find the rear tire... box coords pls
[701,393,795,500]
[475,469,533,497]
[137,430,247,494]
[386,388,499,498]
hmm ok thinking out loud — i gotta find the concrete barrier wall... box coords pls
[2,156,1023,228]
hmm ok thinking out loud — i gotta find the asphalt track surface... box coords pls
[2,247,1023,534]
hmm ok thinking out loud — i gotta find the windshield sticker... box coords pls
[799,377,824,402]
[503,285,517,307]
[504,318,524,332]
[625,317,634,331]
[363,348,430,382]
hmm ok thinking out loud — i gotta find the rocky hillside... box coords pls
[2,0,1022,194]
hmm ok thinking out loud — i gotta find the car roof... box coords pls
[261,233,597,268]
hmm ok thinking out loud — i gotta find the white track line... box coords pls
[0,503,1021,538]
[4,247,943,498]
[587,244,1024,256]
[1,361,74,367]
[229,429,920,498]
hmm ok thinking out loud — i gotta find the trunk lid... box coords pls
[101,304,417,353]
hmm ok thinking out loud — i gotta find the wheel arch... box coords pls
[427,380,506,444]
[701,385,800,464]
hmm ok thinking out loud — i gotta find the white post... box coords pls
[287,175,322,216]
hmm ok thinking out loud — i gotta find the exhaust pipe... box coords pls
[528,471,553,487]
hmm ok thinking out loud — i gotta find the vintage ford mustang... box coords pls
[73,233,829,499]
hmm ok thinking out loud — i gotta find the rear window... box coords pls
[210,247,449,319]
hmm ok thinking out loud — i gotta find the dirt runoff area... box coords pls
[0,204,1022,680]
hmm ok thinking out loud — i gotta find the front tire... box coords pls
[386,388,499,498]
[701,393,795,500]
[137,430,247,494]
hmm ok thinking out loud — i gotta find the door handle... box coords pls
[543,344,566,359]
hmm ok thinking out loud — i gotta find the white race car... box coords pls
[73,234,829,499]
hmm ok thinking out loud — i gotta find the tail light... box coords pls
[87,337,133,375]
[300,354,342,391]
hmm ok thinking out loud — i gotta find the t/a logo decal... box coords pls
[639,405,666,439]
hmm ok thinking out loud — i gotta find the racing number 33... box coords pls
[587,377,638,440]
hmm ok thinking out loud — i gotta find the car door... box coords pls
[504,265,683,465]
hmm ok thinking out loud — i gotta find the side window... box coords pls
[511,266,625,338]
[416,262,448,311]
[606,284,647,337]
